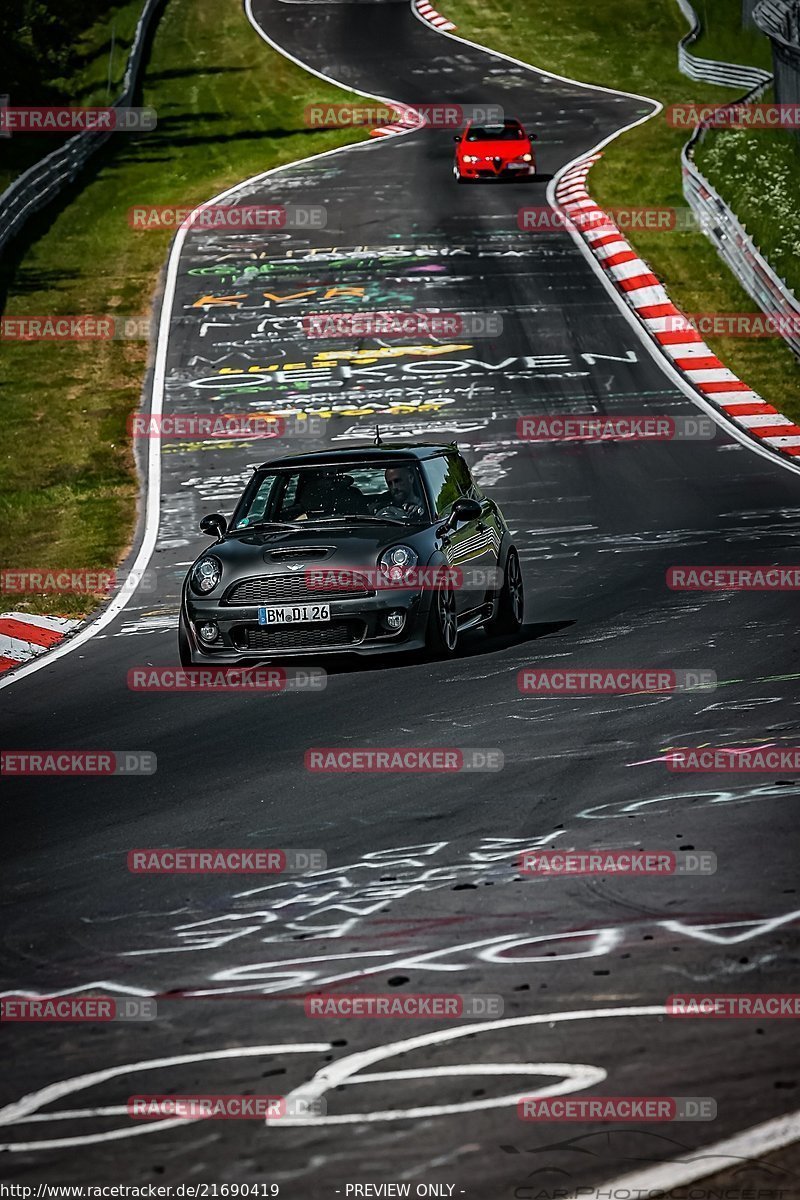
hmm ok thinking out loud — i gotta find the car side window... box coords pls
[237,475,275,525]
[449,453,479,499]
[423,454,473,517]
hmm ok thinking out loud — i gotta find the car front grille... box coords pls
[223,573,372,605]
[232,621,365,651]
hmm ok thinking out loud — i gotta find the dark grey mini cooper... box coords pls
[179,442,523,663]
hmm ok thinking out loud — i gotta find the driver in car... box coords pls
[373,466,426,519]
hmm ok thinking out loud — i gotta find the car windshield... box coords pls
[466,123,525,141]
[231,461,432,528]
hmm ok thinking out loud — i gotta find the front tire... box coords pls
[426,583,459,657]
[491,547,524,634]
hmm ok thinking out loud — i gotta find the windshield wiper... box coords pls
[248,520,302,530]
[308,514,417,527]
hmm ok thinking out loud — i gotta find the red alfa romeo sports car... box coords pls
[453,116,537,182]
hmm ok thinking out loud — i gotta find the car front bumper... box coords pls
[457,161,536,180]
[181,588,435,661]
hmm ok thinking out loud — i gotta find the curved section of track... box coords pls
[1,2,799,1192]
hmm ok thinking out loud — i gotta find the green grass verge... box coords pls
[446,0,800,425]
[67,0,146,105]
[0,0,145,197]
[0,0,368,617]
[691,0,800,319]
[696,128,800,299]
[690,0,773,70]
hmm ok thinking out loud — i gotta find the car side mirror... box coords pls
[530,132,538,141]
[453,134,462,142]
[442,497,482,531]
[199,513,227,542]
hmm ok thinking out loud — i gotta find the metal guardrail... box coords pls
[676,1,800,361]
[0,0,163,256]
[676,0,772,87]
[682,123,800,359]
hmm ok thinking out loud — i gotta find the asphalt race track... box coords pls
[2,1,800,1195]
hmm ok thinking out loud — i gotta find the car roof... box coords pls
[256,442,459,470]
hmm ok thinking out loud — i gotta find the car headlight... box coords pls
[190,556,222,595]
[378,545,419,585]
[522,153,532,162]
[462,155,480,163]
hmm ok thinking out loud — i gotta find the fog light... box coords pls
[383,610,406,631]
[198,621,219,644]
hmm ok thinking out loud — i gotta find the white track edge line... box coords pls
[7,0,799,699]
[0,0,423,693]
[409,2,663,101]
[403,2,800,1186]
[593,1107,800,1195]
[411,1,800,480]
[549,159,800,478]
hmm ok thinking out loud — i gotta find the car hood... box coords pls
[202,525,430,574]
[461,138,530,157]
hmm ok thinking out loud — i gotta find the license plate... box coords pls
[258,604,331,625]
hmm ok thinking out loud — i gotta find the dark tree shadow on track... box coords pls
[317,619,576,677]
